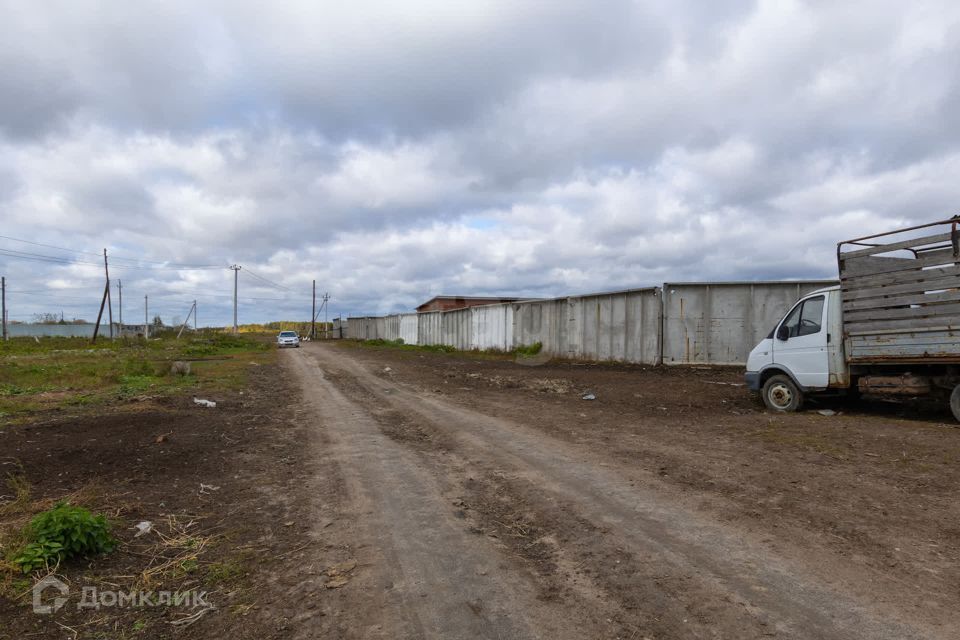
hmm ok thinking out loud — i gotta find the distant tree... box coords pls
[152,315,164,329]
[31,312,60,324]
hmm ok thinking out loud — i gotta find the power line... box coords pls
[8,288,298,303]
[0,234,104,257]
[242,267,296,293]
[0,248,104,267]
[0,233,225,268]
[0,242,225,271]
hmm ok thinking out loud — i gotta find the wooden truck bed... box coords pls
[838,219,960,364]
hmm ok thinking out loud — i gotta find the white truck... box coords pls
[746,218,960,421]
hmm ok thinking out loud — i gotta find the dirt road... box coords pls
[289,342,959,639]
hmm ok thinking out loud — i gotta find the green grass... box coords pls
[350,338,544,359]
[0,332,273,422]
[514,342,543,357]
[206,558,247,585]
[356,338,457,353]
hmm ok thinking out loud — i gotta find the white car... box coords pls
[277,331,300,348]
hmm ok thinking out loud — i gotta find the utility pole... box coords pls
[144,295,149,339]
[230,265,241,333]
[194,300,197,331]
[311,291,328,338]
[323,292,330,339]
[91,274,109,343]
[311,280,316,339]
[117,280,122,335]
[177,300,197,339]
[104,249,114,339]
[1,276,6,341]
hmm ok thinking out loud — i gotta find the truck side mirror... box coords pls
[776,325,790,341]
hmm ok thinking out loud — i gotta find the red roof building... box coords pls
[415,296,525,313]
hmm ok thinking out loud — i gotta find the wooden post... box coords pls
[1,276,6,341]
[91,281,109,343]
[177,301,196,339]
[103,249,114,339]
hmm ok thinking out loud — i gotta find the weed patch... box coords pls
[0,332,273,421]
[0,473,31,515]
[206,558,247,586]
[12,502,117,573]
[514,342,543,357]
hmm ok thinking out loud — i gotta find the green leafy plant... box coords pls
[13,502,117,573]
[514,342,543,357]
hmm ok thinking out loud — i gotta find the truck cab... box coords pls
[745,286,847,411]
[748,219,960,421]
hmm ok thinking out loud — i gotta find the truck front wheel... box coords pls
[762,375,804,412]
[949,385,960,423]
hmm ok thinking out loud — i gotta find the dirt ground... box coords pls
[3,339,959,638]
[288,341,959,639]
[0,361,344,639]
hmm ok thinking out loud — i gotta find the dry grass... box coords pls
[0,470,31,516]
[136,515,214,587]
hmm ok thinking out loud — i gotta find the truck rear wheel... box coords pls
[950,385,960,423]
[762,375,804,413]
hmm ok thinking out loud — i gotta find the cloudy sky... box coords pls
[2,0,960,325]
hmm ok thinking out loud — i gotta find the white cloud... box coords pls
[3,1,960,324]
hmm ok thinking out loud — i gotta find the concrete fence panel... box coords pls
[381,315,401,341]
[513,298,565,354]
[331,317,347,338]
[417,311,442,346]
[661,281,837,365]
[573,288,661,364]
[345,317,361,340]
[440,308,472,350]
[346,316,380,340]
[470,303,514,351]
[399,314,418,344]
[515,288,660,365]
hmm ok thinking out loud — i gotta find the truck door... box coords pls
[772,294,829,388]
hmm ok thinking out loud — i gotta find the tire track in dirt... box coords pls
[286,347,593,639]
[304,343,949,640]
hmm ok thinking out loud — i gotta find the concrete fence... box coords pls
[5,323,117,338]
[418,311,442,346]
[471,303,514,351]
[514,288,661,364]
[661,281,837,365]
[331,317,347,338]
[344,279,836,365]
